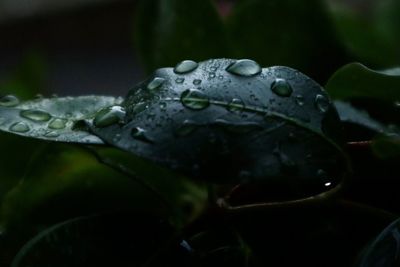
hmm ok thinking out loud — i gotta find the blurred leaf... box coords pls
[0,96,124,144]
[11,212,192,267]
[326,63,400,102]
[357,217,400,267]
[226,0,346,81]
[372,134,400,159]
[135,0,230,73]
[328,0,400,67]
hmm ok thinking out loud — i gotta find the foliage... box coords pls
[0,0,400,266]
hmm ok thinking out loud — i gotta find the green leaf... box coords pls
[0,96,123,144]
[134,0,229,73]
[226,0,345,80]
[326,63,400,102]
[328,0,400,67]
[372,134,400,159]
[11,212,192,267]
[90,58,348,199]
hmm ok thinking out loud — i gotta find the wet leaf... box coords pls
[0,96,123,144]
[357,217,400,267]
[135,0,229,73]
[326,63,400,102]
[11,212,193,267]
[90,58,348,199]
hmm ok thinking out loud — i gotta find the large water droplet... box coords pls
[48,118,68,129]
[174,60,198,74]
[226,59,261,77]
[147,77,165,90]
[20,110,51,122]
[227,98,245,112]
[180,89,210,110]
[175,120,199,137]
[9,122,30,133]
[0,95,19,107]
[315,94,330,113]
[271,78,293,97]
[93,106,126,128]
[131,127,153,143]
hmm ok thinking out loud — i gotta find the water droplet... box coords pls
[209,73,216,79]
[93,106,126,128]
[147,77,165,90]
[131,127,153,143]
[174,60,198,74]
[175,77,185,84]
[180,89,210,110]
[227,98,245,112]
[210,66,218,72]
[315,94,330,113]
[271,78,293,97]
[44,131,60,138]
[20,110,51,122]
[193,79,202,85]
[218,75,224,80]
[226,59,261,77]
[0,95,19,107]
[48,118,68,129]
[175,120,199,136]
[159,102,167,109]
[295,95,305,106]
[9,122,30,133]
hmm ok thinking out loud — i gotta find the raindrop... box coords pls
[271,78,293,97]
[131,127,153,143]
[175,120,199,137]
[210,66,218,72]
[209,73,216,79]
[226,59,261,77]
[315,94,330,113]
[227,98,245,112]
[9,122,30,133]
[193,79,202,85]
[174,60,198,74]
[20,109,51,122]
[48,118,68,129]
[93,106,126,128]
[175,77,185,84]
[295,95,305,106]
[0,95,19,107]
[44,131,60,138]
[180,89,210,110]
[147,77,165,90]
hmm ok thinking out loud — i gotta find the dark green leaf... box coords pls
[134,0,229,73]
[0,96,123,144]
[226,0,345,80]
[328,0,400,67]
[372,134,400,159]
[326,63,400,102]
[90,58,348,199]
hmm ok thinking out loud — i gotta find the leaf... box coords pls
[372,134,400,159]
[0,96,123,144]
[225,0,346,81]
[89,58,348,199]
[328,0,400,67]
[134,0,230,73]
[326,63,400,102]
[11,212,192,267]
[357,217,400,267]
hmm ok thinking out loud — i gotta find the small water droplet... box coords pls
[0,95,19,107]
[175,120,199,137]
[131,127,153,143]
[174,60,198,74]
[209,73,216,79]
[9,122,30,133]
[271,78,293,97]
[227,98,245,112]
[93,106,126,128]
[180,89,210,110]
[44,131,60,138]
[218,75,224,80]
[48,118,68,129]
[226,59,261,77]
[20,109,51,122]
[193,79,202,85]
[315,94,330,113]
[159,102,167,109]
[295,95,305,106]
[147,77,165,90]
[210,66,218,72]
[175,77,185,84]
